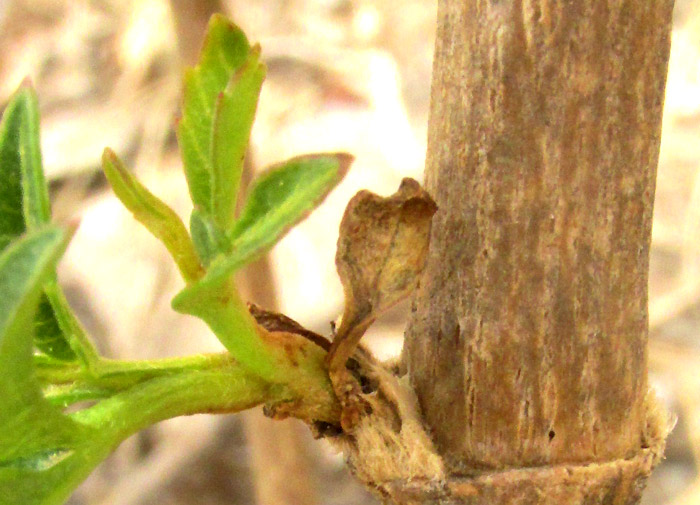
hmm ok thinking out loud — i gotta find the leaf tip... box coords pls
[204,13,235,39]
[101,147,130,183]
[201,13,248,57]
[7,78,38,108]
[333,152,354,179]
[65,217,81,239]
[101,146,116,164]
[209,12,229,25]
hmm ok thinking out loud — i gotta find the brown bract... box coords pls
[326,178,437,430]
[249,303,331,351]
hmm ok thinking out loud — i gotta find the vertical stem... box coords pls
[405,0,674,473]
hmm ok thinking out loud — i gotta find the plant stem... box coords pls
[172,277,284,381]
[70,363,269,440]
[36,345,340,425]
[36,353,249,406]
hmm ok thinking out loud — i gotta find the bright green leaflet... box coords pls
[229,153,351,260]
[211,45,265,231]
[101,148,203,283]
[0,90,25,244]
[0,85,87,362]
[7,85,50,229]
[177,14,262,229]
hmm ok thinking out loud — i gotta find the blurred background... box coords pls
[0,0,698,503]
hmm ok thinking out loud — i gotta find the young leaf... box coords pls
[0,97,25,246]
[42,279,98,365]
[177,14,261,223]
[1,84,51,231]
[0,84,47,251]
[211,46,265,230]
[174,153,351,326]
[33,296,74,361]
[0,83,84,362]
[0,228,66,393]
[229,153,352,264]
[102,148,204,283]
[172,153,350,374]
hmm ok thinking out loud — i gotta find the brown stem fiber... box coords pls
[402,0,674,502]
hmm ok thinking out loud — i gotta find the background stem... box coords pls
[238,153,320,505]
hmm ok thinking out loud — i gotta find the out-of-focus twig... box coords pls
[243,410,320,505]
[169,0,224,66]
[238,154,320,505]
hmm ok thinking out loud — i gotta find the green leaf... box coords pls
[0,84,51,232]
[102,148,204,283]
[177,14,263,225]
[229,153,352,266]
[0,228,65,397]
[0,228,103,505]
[41,279,98,366]
[0,83,48,249]
[0,102,24,245]
[211,46,265,231]
[0,83,80,362]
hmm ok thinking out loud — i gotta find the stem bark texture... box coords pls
[400,1,674,503]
